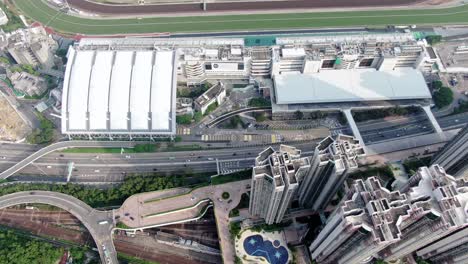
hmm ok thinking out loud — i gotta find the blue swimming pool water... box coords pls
[243,234,289,264]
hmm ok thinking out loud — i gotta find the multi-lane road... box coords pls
[1,113,466,181]
[0,191,117,264]
[341,112,468,143]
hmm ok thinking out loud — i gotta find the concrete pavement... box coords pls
[0,191,117,264]
[0,141,136,179]
[116,180,251,263]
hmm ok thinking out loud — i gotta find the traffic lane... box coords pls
[33,142,318,164]
[363,123,434,144]
[361,114,468,144]
[15,159,255,179]
[0,141,137,179]
[352,112,468,132]
[0,143,40,151]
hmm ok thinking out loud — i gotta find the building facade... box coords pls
[309,165,468,264]
[299,134,365,211]
[6,27,57,69]
[309,177,407,264]
[8,71,47,97]
[194,82,226,115]
[431,125,468,178]
[249,145,311,224]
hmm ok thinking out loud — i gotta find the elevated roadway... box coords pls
[0,141,135,179]
[0,191,117,264]
[206,107,271,128]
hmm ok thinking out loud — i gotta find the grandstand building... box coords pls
[61,39,177,139]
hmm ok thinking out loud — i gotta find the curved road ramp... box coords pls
[0,191,118,264]
[0,141,135,179]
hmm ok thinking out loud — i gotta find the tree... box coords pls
[253,112,267,122]
[229,222,241,238]
[204,102,218,116]
[294,110,304,120]
[248,97,271,107]
[426,35,442,45]
[27,113,55,144]
[176,114,192,125]
[0,230,63,264]
[433,86,453,108]
[193,111,203,123]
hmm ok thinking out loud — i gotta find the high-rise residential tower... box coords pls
[309,177,407,264]
[432,125,468,178]
[309,165,468,264]
[299,134,365,211]
[249,145,311,224]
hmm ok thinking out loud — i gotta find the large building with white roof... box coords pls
[61,39,177,138]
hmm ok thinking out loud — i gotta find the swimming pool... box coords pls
[243,234,289,264]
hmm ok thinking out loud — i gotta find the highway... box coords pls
[0,191,117,264]
[0,113,466,180]
[0,141,136,179]
[346,112,468,143]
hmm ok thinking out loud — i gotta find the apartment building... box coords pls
[310,165,468,264]
[431,125,468,179]
[299,135,365,211]
[309,177,408,264]
[249,145,311,224]
[6,27,57,69]
[380,165,468,262]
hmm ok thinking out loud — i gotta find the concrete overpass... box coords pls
[0,141,135,179]
[0,191,117,264]
[206,107,271,128]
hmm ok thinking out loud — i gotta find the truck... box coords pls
[98,220,109,225]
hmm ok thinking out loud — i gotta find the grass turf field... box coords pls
[11,0,468,35]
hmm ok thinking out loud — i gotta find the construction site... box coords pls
[0,92,30,142]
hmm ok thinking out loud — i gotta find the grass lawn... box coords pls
[211,169,251,185]
[61,147,135,153]
[62,143,199,153]
[12,0,468,35]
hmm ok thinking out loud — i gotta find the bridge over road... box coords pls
[0,191,117,264]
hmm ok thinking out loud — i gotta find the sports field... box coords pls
[12,0,468,35]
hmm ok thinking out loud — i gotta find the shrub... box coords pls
[248,97,271,107]
[433,86,453,108]
[426,35,442,45]
[176,114,192,125]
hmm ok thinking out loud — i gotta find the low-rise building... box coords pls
[8,71,47,97]
[176,97,193,116]
[194,82,225,115]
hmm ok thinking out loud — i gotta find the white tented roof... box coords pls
[273,68,431,104]
[62,47,176,135]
